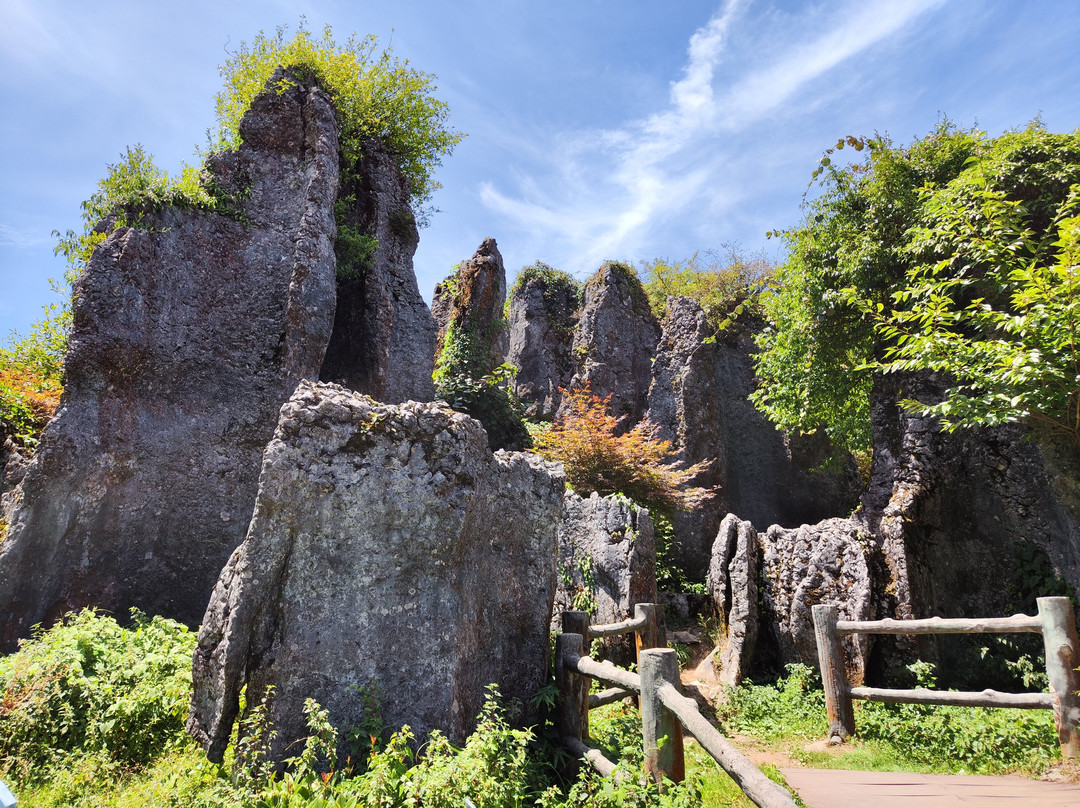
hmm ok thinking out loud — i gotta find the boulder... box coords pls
[707,372,1080,687]
[705,514,760,687]
[432,237,509,374]
[553,491,657,663]
[506,273,579,419]
[706,512,879,685]
[318,137,437,403]
[758,518,876,684]
[0,69,341,648]
[565,264,659,426]
[188,381,565,764]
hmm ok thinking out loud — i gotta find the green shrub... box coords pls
[1,273,74,449]
[335,224,378,280]
[717,663,828,742]
[639,248,773,330]
[215,21,462,220]
[0,609,196,785]
[435,364,531,451]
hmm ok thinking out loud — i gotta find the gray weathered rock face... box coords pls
[566,264,659,425]
[855,372,1080,678]
[705,514,760,687]
[708,370,1080,687]
[0,439,28,530]
[758,518,875,683]
[506,275,578,419]
[646,298,862,574]
[318,137,437,403]
[0,70,340,649]
[432,237,509,373]
[188,381,565,764]
[553,491,657,662]
[707,514,875,684]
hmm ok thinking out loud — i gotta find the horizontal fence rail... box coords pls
[836,614,1043,635]
[812,596,1080,759]
[555,605,798,808]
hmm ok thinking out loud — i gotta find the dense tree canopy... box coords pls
[752,121,1080,452]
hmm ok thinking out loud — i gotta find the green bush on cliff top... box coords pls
[214,21,463,220]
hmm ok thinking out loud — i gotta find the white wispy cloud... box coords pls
[0,223,53,249]
[480,0,946,272]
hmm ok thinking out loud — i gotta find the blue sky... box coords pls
[2,0,1079,338]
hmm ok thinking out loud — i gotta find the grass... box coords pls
[714,663,1062,778]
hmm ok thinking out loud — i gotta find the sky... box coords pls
[2,0,1079,338]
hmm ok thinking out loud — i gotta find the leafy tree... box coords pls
[868,128,1080,447]
[533,385,716,516]
[750,121,1080,453]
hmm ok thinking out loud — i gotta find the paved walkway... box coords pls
[781,768,1080,807]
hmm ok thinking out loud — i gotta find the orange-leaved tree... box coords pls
[533,385,717,515]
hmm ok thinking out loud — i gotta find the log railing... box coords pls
[812,596,1080,758]
[555,606,798,808]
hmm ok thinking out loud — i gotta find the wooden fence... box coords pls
[555,605,798,808]
[812,595,1080,758]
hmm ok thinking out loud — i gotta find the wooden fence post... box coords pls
[563,610,591,645]
[812,604,855,741]
[639,648,685,787]
[634,603,661,657]
[1037,596,1080,759]
[555,632,589,743]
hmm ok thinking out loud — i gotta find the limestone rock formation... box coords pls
[553,491,657,662]
[758,519,875,683]
[432,237,509,374]
[0,439,28,529]
[646,298,862,573]
[566,264,659,425]
[506,273,579,419]
[705,514,760,687]
[707,370,1080,687]
[318,137,437,403]
[854,372,1080,680]
[188,381,565,764]
[0,70,341,648]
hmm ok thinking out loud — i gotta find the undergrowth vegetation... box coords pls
[0,610,196,790]
[0,611,718,807]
